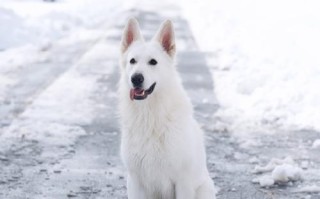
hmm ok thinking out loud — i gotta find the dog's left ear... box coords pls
[154,20,176,57]
[121,18,143,54]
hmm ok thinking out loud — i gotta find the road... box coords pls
[0,8,319,199]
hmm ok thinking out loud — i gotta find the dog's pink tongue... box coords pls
[130,88,144,100]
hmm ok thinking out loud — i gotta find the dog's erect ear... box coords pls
[154,20,176,57]
[121,18,142,53]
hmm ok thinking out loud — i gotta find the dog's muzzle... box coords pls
[130,82,156,100]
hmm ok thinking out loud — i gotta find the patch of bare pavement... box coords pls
[0,9,319,199]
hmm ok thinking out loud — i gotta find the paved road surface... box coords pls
[0,9,319,199]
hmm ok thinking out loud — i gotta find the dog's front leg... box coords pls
[127,174,146,199]
[175,181,195,199]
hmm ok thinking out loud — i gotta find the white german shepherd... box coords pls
[119,18,216,199]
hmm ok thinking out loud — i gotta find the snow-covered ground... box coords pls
[0,0,125,111]
[180,0,320,133]
[0,0,125,49]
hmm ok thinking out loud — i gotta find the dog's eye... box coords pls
[149,59,157,66]
[130,58,136,64]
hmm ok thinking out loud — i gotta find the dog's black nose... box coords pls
[131,73,144,87]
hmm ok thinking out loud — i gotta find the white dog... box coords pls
[119,18,216,199]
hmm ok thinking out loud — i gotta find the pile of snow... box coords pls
[252,157,303,187]
[272,164,302,183]
[256,175,275,188]
[312,139,320,149]
[180,0,320,133]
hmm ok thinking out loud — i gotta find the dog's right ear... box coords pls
[121,18,142,54]
[153,20,176,58]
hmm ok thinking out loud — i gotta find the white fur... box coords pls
[119,18,216,199]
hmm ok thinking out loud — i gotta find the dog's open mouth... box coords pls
[130,82,156,100]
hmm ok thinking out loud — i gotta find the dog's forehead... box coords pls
[128,41,162,59]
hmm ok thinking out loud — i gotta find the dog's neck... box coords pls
[119,75,193,135]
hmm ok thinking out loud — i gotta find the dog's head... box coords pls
[120,18,176,101]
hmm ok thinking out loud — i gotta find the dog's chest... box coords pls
[126,134,169,172]
[124,132,175,192]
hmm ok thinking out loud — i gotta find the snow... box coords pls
[0,7,30,50]
[0,39,119,158]
[312,139,320,149]
[257,175,275,188]
[252,157,303,187]
[0,45,48,102]
[0,0,124,50]
[272,164,302,183]
[0,0,122,149]
[253,156,295,174]
[295,185,320,193]
[301,161,309,170]
[0,0,126,103]
[248,156,259,164]
[179,0,320,133]
[1,0,320,197]
[2,57,99,146]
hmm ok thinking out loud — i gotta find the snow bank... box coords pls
[180,0,320,133]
